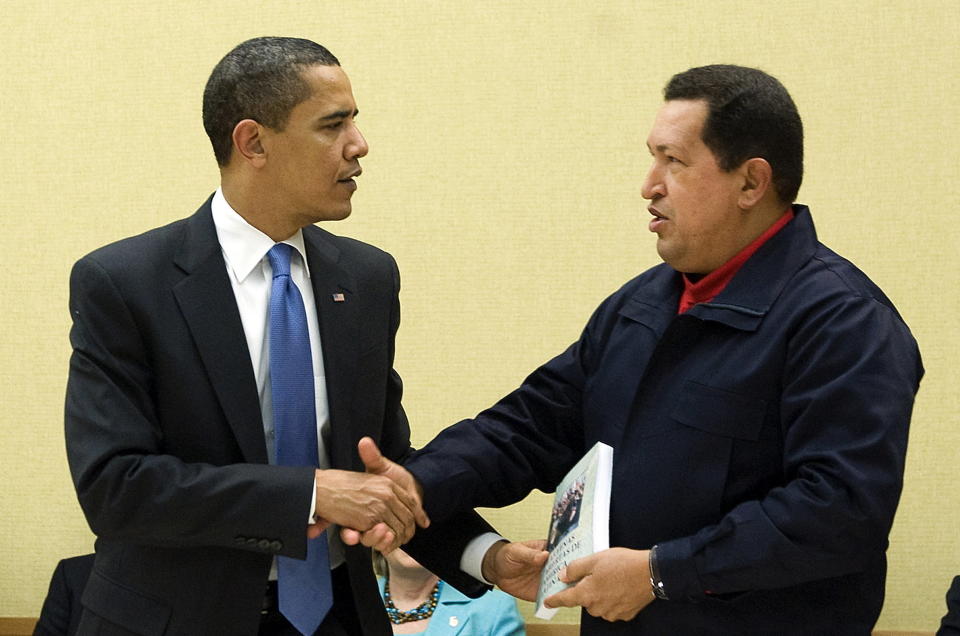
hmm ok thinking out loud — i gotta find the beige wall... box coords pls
[2,0,957,629]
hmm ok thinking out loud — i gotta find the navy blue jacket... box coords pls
[406,206,923,635]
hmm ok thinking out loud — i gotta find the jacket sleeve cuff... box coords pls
[655,536,706,601]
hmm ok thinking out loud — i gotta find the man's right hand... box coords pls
[321,437,430,553]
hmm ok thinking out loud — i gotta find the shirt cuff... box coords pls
[308,477,317,524]
[460,532,506,584]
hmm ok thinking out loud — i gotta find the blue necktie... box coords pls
[267,243,332,636]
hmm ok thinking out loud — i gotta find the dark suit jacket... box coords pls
[65,197,489,636]
[940,576,960,635]
[34,554,95,636]
[406,206,922,634]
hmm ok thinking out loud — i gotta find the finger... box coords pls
[562,553,596,583]
[358,437,388,474]
[544,586,581,609]
[412,491,430,529]
[340,527,362,545]
[511,541,549,565]
[525,538,548,552]
[307,519,331,540]
[360,524,399,552]
[379,480,423,540]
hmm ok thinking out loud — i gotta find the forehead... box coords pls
[296,64,356,112]
[646,99,709,151]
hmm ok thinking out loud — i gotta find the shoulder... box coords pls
[58,553,95,588]
[71,215,195,299]
[439,584,519,614]
[81,216,191,268]
[786,242,911,329]
[306,225,395,266]
[305,225,398,279]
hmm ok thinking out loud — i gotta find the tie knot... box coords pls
[267,243,293,278]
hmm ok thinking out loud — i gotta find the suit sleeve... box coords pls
[65,255,314,559]
[656,296,923,600]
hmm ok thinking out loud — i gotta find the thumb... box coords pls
[358,436,390,474]
[560,553,595,583]
[307,519,331,540]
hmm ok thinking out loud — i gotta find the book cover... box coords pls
[534,441,613,620]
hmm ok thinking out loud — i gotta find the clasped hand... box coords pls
[308,437,429,553]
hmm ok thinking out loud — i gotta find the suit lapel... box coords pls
[303,226,359,470]
[171,200,268,464]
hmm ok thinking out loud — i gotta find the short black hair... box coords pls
[202,36,340,165]
[664,65,803,203]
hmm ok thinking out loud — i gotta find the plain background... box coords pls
[1,0,957,629]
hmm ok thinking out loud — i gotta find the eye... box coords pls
[667,155,682,164]
[324,120,345,130]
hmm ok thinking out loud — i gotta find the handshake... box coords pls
[308,437,426,552]
[307,436,549,602]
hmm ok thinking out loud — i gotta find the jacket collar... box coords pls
[171,196,268,463]
[623,204,819,333]
[170,195,362,467]
[685,204,818,330]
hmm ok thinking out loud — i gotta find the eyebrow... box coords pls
[319,108,359,122]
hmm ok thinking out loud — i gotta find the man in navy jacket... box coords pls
[399,65,923,634]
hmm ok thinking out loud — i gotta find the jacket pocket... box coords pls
[671,380,767,441]
[80,568,171,636]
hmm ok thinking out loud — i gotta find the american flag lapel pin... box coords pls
[332,292,345,303]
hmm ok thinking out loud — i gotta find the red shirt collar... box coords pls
[678,208,794,314]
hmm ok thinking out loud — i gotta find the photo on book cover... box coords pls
[547,477,584,552]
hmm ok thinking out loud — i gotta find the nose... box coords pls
[345,122,369,160]
[641,162,664,201]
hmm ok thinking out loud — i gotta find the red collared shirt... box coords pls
[678,209,794,314]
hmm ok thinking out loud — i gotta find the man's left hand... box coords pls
[482,539,549,601]
[544,548,654,622]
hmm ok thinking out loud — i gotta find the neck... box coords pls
[221,174,300,241]
[388,570,439,608]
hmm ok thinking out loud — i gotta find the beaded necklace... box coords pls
[383,577,441,625]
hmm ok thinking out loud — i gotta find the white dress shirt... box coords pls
[211,188,343,570]
[212,188,490,583]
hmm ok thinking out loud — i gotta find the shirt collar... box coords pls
[210,188,310,283]
[678,208,793,314]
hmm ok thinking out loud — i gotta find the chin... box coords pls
[312,207,352,223]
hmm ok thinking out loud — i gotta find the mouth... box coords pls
[648,206,668,232]
[337,167,362,190]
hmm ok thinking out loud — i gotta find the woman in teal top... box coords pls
[375,548,525,635]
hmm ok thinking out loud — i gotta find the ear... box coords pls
[737,158,773,209]
[231,119,267,168]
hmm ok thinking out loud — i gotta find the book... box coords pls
[534,441,613,620]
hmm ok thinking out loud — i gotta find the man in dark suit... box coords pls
[34,554,94,636]
[64,37,496,636]
[393,65,924,634]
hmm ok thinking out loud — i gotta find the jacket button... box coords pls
[258,539,271,551]
[270,540,283,552]
[235,536,247,546]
